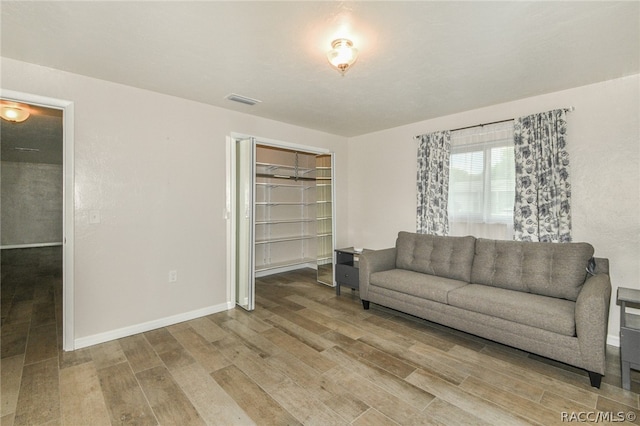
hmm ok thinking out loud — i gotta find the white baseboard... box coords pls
[73,301,234,350]
[1,242,63,250]
[607,334,620,348]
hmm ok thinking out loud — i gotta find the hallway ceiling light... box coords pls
[327,38,358,75]
[1,102,31,123]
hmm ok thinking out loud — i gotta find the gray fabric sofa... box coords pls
[359,231,612,388]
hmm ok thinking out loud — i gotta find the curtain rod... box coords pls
[448,117,514,133]
[413,106,575,140]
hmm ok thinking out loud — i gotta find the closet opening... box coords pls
[229,136,335,312]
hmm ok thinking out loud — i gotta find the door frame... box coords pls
[226,133,332,310]
[1,89,75,350]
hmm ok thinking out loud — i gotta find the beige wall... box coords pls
[1,57,348,343]
[347,74,640,345]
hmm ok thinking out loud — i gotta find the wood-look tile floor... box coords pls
[2,247,639,425]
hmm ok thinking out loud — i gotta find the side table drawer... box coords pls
[336,264,359,288]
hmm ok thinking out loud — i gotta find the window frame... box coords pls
[448,136,515,225]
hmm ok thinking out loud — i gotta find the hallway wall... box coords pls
[1,161,63,247]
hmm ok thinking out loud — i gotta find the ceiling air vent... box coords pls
[225,93,262,106]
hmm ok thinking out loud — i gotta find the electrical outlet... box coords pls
[168,270,178,283]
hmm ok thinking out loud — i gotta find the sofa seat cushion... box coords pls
[395,231,476,282]
[447,284,576,337]
[370,269,468,304]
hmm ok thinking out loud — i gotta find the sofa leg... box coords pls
[588,371,602,388]
[362,300,370,310]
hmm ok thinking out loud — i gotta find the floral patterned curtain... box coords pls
[513,109,571,242]
[416,131,451,235]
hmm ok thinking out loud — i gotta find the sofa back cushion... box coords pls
[471,238,594,301]
[395,231,476,282]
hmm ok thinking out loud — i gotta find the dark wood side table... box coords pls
[618,287,640,391]
[335,248,363,296]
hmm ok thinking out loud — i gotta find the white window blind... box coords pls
[448,121,515,240]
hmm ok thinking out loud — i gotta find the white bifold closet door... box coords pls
[235,137,255,311]
[232,136,334,312]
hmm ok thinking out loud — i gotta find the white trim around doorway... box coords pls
[1,89,75,351]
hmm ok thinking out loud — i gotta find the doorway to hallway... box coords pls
[1,90,75,350]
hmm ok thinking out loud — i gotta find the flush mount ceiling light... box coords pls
[327,38,358,75]
[1,102,30,123]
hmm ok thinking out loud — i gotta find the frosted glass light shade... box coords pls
[1,105,30,122]
[327,38,358,75]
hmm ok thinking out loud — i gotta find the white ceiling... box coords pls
[1,1,639,137]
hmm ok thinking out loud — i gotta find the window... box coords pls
[448,121,515,239]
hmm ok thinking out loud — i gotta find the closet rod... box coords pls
[413,106,575,140]
[255,173,316,181]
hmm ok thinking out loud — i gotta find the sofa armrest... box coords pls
[359,248,396,301]
[575,272,612,375]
